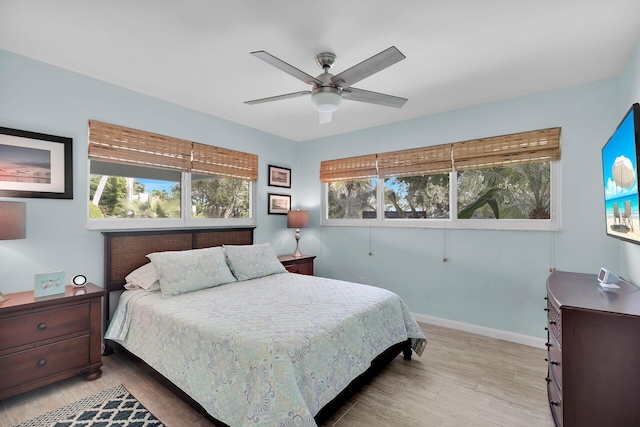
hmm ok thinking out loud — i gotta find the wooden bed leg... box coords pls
[403,339,412,360]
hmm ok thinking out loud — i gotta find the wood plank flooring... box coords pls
[0,323,553,426]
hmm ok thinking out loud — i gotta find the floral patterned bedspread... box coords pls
[105,272,426,427]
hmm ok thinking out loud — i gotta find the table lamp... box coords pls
[287,209,308,258]
[0,201,26,240]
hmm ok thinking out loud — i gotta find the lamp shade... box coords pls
[287,209,309,229]
[0,201,26,240]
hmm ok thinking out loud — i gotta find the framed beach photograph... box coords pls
[268,165,291,188]
[268,193,291,215]
[0,127,73,199]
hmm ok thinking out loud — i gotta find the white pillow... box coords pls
[124,262,160,291]
[147,246,237,298]
[224,243,286,281]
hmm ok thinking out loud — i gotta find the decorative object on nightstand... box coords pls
[287,209,309,257]
[0,201,26,240]
[71,274,87,287]
[0,283,106,400]
[34,270,66,298]
[278,254,316,276]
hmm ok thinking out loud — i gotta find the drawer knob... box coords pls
[550,401,559,406]
[549,320,556,325]
[544,308,549,312]
[545,377,552,383]
[38,323,47,330]
[38,359,46,367]
[545,342,552,348]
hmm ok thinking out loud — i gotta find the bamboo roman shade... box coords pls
[191,143,258,181]
[88,121,258,181]
[377,144,453,178]
[320,127,560,182]
[88,121,192,172]
[320,154,378,183]
[452,128,561,171]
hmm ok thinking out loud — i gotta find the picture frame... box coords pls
[268,193,291,215]
[268,165,291,188]
[0,127,73,199]
[34,270,66,298]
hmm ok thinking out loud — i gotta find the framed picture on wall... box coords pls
[268,193,291,215]
[0,127,73,199]
[268,165,291,188]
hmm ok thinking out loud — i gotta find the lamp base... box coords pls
[292,228,302,258]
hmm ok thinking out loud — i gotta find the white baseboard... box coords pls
[412,312,547,349]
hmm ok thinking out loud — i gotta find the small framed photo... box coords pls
[34,270,66,298]
[0,127,73,199]
[268,193,291,215]
[268,165,291,188]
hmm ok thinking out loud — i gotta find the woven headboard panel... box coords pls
[103,228,254,292]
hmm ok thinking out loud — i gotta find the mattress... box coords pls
[106,272,425,427]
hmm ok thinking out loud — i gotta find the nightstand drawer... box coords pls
[278,255,315,276]
[0,303,90,351]
[0,335,90,390]
[284,262,313,275]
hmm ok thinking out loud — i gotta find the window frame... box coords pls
[88,166,256,230]
[322,159,561,231]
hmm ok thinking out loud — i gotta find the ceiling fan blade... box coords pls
[331,46,406,89]
[319,111,332,124]
[251,51,322,86]
[244,91,311,105]
[342,87,408,108]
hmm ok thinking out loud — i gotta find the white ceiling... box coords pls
[2,1,640,141]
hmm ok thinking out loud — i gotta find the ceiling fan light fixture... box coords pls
[311,87,342,112]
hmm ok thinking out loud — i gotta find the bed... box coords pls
[103,228,426,427]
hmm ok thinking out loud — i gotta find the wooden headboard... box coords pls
[103,227,255,292]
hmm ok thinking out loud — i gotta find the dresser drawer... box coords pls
[0,303,90,351]
[547,298,562,347]
[284,262,313,275]
[548,333,563,392]
[548,379,563,427]
[0,335,90,390]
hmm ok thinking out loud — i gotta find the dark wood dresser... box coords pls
[278,254,315,276]
[0,283,106,400]
[545,271,640,426]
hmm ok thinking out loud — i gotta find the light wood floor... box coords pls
[0,323,553,427]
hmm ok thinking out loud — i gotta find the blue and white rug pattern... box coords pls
[14,384,164,427]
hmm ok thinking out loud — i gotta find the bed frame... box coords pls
[102,227,411,426]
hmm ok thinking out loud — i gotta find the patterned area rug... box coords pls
[14,384,164,427]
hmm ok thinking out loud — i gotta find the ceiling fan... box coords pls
[244,46,408,124]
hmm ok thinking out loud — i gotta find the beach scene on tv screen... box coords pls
[603,110,640,242]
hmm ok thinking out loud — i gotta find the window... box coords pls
[322,128,561,230]
[88,121,257,229]
[327,178,377,219]
[384,174,450,219]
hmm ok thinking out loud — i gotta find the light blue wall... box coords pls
[296,79,621,338]
[0,49,297,294]
[0,46,631,340]
[619,39,640,283]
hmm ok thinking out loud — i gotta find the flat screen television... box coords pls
[602,103,640,245]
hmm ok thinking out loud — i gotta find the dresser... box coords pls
[545,271,640,426]
[278,254,315,276]
[0,283,106,400]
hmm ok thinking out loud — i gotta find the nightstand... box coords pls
[0,283,106,400]
[278,254,316,276]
